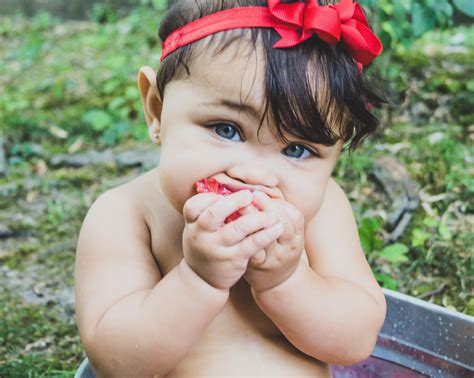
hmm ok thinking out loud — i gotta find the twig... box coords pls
[417,282,448,300]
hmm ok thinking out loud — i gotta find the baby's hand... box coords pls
[182,190,284,291]
[244,191,305,293]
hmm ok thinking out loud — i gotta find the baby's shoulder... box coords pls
[309,177,354,230]
[86,166,181,248]
[108,167,161,205]
[79,168,166,251]
[321,177,348,211]
[79,170,155,247]
[89,168,158,219]
[76,169,170,276]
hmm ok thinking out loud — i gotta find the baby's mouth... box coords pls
[194,178,235,196]
[207,175,284,200]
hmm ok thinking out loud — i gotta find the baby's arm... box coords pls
[75,188,281,376]
[249,179,386,365]
[75,189,228,376]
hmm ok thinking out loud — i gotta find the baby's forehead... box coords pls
[180,35,268,115]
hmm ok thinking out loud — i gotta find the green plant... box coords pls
[358,217,410,290]
[452,0,474,17]
[46,198,66,226]
[360,0,474,55]
[361,0,454,53]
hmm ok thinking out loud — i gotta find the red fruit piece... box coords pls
[194,178,260,223]
[195,178,233,196]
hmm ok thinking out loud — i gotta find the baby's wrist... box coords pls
[251,260,308,298]
[178,259,230,300]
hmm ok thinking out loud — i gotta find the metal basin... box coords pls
[331,289,474,377]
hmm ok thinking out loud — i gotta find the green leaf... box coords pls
[380,243,409,263]
[100,127,118,146]
[466,80,474,92]
[453,0,474,17]
[423,217,439,228]
[411,228,430,247]
[359,231,372,254]
[374,238,384,251]
[104,55,127,71]
[467,298,474,315]
[152,0,168,11]
[99,122,130,146]
[381,21,397,41]
[108,96,127,111]
[438,223,452,240]
[102,79,122,94]
[82,110,113,132]
[358,217,383,253]
[411,3,436,37]
[360,217,383,234]
[125,86,139,101]
[429,0,453,18]
[374,273,398,290]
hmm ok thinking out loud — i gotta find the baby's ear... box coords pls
[138,66,163,143]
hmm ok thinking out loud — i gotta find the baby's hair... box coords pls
[157,0,387,151]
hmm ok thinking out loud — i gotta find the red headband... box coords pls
[161,0,383,68]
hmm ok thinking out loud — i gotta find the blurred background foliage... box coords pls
[0,0,473,375]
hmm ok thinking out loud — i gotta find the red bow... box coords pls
[160,0,383,67]
[268,0,382,66]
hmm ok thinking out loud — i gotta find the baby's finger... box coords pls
[198,190,253,231]
[255,193,303,242]
[219,210,279,246]
[249,250,266,265]
[274,199,304,231]
[236,222,285,258]
[183,193,221,223]
[252,191,273,210]
[277,218,296,243]
[254,192,302,226]
[276,205,304,243]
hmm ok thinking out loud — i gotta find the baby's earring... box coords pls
[150,121,161,144]
[153,132,161,145]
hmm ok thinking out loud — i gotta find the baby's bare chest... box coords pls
[141,188,328,376]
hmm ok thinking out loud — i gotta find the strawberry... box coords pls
[194,178,260,223]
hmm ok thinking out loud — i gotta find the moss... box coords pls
[0,296,83,375]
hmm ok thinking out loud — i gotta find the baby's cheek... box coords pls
[158,165,190,214]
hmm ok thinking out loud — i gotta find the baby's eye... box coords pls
[211,122,242,142]
[282,144,316,160]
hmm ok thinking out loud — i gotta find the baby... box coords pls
[75,0,387,376]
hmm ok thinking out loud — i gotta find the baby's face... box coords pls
[157,38,343,224]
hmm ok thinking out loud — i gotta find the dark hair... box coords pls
[157,0,387,151]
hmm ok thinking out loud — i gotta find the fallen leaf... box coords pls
[68,137,84,154]
[32,159,48,176]
[48,125,69,139]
